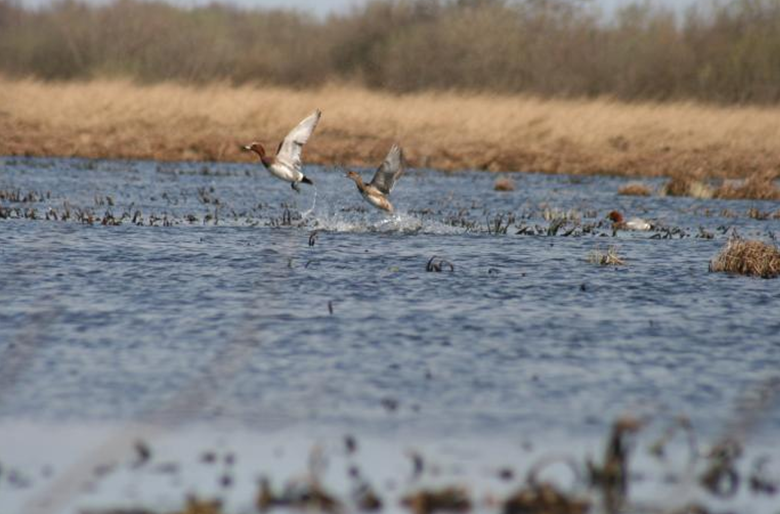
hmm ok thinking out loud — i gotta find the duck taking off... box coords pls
[243,110,321,192]
[346,144,405,213]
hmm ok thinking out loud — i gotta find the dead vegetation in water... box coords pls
[401,487,471,514]
[3,78,780,178]
[587,246,625,266]
[662,176,714,199]
[40,406,780,514]
[709,238,780,278]
[713,174,780,201]
[617,182,652,196]
[493,178,515,192]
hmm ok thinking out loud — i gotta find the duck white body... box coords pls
[243,110,321,192]
[625,218,652,231]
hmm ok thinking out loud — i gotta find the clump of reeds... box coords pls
[714,174,780,201]
[588,246,625,266]
[494,177,515,192]
[662,176,713,199]
[618,182,652,196]
[709,239,780,278]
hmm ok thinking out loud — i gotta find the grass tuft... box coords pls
[617,182,652,196]
[662,176,713,199]
[494,177,516,192]
[709,239,780,279]
[588,246,625,266]
[714,175,780,201]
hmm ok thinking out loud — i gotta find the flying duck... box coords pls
[346,144,405,213]
[243,110,321,192]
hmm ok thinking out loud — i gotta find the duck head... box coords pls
[242,142,266,157]
[607,210,624,223]
[345,170,362,183]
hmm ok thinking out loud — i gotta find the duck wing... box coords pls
[369,144,404,195]
[275,109,321,171]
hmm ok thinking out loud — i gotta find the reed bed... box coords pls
[617,183,652,196]
[3,78,780,178]
[710,239,780,279]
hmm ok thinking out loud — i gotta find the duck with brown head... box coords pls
[242,110,320,192]
[346,144,405,213]
[607,210,652,231]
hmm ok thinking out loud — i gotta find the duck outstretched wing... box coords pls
[369,144,404,195]
[276,109,321,171]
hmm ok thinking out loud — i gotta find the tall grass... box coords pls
[3,77,779,177]
[3,0,780,103]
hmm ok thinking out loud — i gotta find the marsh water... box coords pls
[1,157,779,514]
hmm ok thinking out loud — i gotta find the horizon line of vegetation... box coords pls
[2,0,780,104]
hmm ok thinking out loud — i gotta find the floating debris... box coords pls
[587,246,625,266]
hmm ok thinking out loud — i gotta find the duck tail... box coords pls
[301,175,314,185]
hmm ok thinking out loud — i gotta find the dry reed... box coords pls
[662,176,714,199]
[714,175,780,201]
[3,78,780,178]
[494,177,516,192]
[710,239,780,279]
[617,183,652,196]
[588,246,625,266]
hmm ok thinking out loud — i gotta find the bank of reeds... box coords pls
[3,78,780,178]
[710,239,780,278]
[3,0,780,104]
[618,183,652,196]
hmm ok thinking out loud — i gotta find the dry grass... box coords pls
[617,183,652,196]
[714,174,780,201]
[494,177,516,192]
[710,239,780,279]
[662,176,714,199]
[588,246,625,266]
[2,78,780,178]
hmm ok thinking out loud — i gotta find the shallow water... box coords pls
[1,157,779,513]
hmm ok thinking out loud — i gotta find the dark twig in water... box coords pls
[426,256,454,272]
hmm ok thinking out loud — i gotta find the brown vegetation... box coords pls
[494,177,516,192]
[662,176,714,199]
[713,174,780,201]
[3,0,780,104]
[3,78,780,178]
[617,183,652,196]
[710,239,780,279]
[588,246,625,266]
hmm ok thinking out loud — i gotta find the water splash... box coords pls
[301,184,318,219]
[307,210,464,235]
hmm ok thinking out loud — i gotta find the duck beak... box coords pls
[241,144,252,151]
